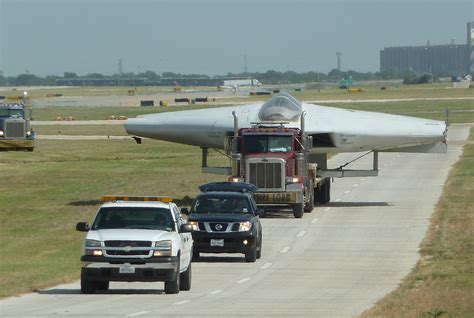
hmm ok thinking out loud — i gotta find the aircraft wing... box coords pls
[125,93,447,154]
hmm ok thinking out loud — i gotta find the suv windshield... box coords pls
[91,207,175,231]
[243,135,292,154]
[192,196,250,214]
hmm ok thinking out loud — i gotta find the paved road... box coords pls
[0,125,470,317]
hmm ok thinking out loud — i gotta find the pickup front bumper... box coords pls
[80,255,179,282]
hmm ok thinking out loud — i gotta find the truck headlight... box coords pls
[26,130,32,136]
[85,239,101,247]
[154,240,172,256]
[238,221,252,232]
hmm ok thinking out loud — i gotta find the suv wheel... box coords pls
[179,262,192,291]
[192,250,200,261]
[245,246,257,262]
[256,238,262,259]
[165,261,180,294]
[96,281,109,292]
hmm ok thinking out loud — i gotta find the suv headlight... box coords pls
[238,221,252,232]
[85,239,101,247]
[154,240,172,257]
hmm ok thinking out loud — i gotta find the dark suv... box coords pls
[182,182,263,262]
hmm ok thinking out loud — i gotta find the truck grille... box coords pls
[5,120,26,138]
[247,158,285,191]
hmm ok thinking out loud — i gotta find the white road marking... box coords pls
[173,300,191,305]
[311,217,320,224]
[209,289,224,295]
[335,198,342,202]
[236,277,251,284]
[260,262,273,270]
[344,190,351,194]
[360,178,366,182]
[296,230,306,238]
[126,311,151,317]
[353,183,359,187]
[324,207,331,212]
[384,163,388,167]
[280,246,291,253]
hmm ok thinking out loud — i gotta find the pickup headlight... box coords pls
[85,239,101,247]
[238,221,252,232]
[154,240,172,257]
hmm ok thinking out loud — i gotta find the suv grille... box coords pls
[247,159,285,191]
[5,120,26,138]
[196,222,240,233]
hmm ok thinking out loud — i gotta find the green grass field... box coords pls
[361,128,474,318]
[0,139,226,298]
[1,83,473,303]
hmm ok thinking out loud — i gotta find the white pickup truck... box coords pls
[76,195,193,294]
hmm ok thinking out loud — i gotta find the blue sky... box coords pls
[1,0,473,76]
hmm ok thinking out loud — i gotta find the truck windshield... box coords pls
[0,108,24,118]
[192,196,250,214]
[243,135,292,154]
[91,207,175,231]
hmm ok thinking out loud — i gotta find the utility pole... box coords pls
[336,52,342,71]
[243,54,248,73]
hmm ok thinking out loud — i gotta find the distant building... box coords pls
[380,22,473,77]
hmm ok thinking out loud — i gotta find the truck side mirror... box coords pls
[76,222,90,232]
[180,207,189,215]
[179,223,194,233]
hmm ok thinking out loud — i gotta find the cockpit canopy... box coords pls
[258,93,302,122]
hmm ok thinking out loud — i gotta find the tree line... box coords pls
[0,69,403,86]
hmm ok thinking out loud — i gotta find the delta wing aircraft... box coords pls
[124,93,447,213]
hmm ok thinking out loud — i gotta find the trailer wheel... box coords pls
[316,178,331,204]
[304,181,314,213]
[293,203,304,218]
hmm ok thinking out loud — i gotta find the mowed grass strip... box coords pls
[361,128,474,318]
[0,139,226,298]
[33,124,128,136]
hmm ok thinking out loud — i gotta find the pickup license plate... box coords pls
[210,239,224,247]
[119,264,135,274]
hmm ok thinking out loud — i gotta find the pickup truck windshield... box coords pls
[192,196,251,214]
[91,207,175,231]
[243,135,292,154]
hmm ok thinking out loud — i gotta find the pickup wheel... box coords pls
[293,203,304,218]
[80,279,97,294]
[80,269,97,294]
[165,261,180,294]
[245,246,257,262]
[96,281,109,292]
[179,262,192,291]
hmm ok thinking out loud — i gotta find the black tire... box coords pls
[192,250,200,261]
[304,183,314,213]
[96,281,109,292]
[293,203,304,218]
[26,147,34,152]
[165,260,180,294]
[245,246,257,262]
[179,262,192,291]
[316,178,331,204]
[256,237,262,259]
[80,278,97,294]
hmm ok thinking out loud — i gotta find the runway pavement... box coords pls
[0,124,470,317]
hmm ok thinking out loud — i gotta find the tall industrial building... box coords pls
[380,22,474,76]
